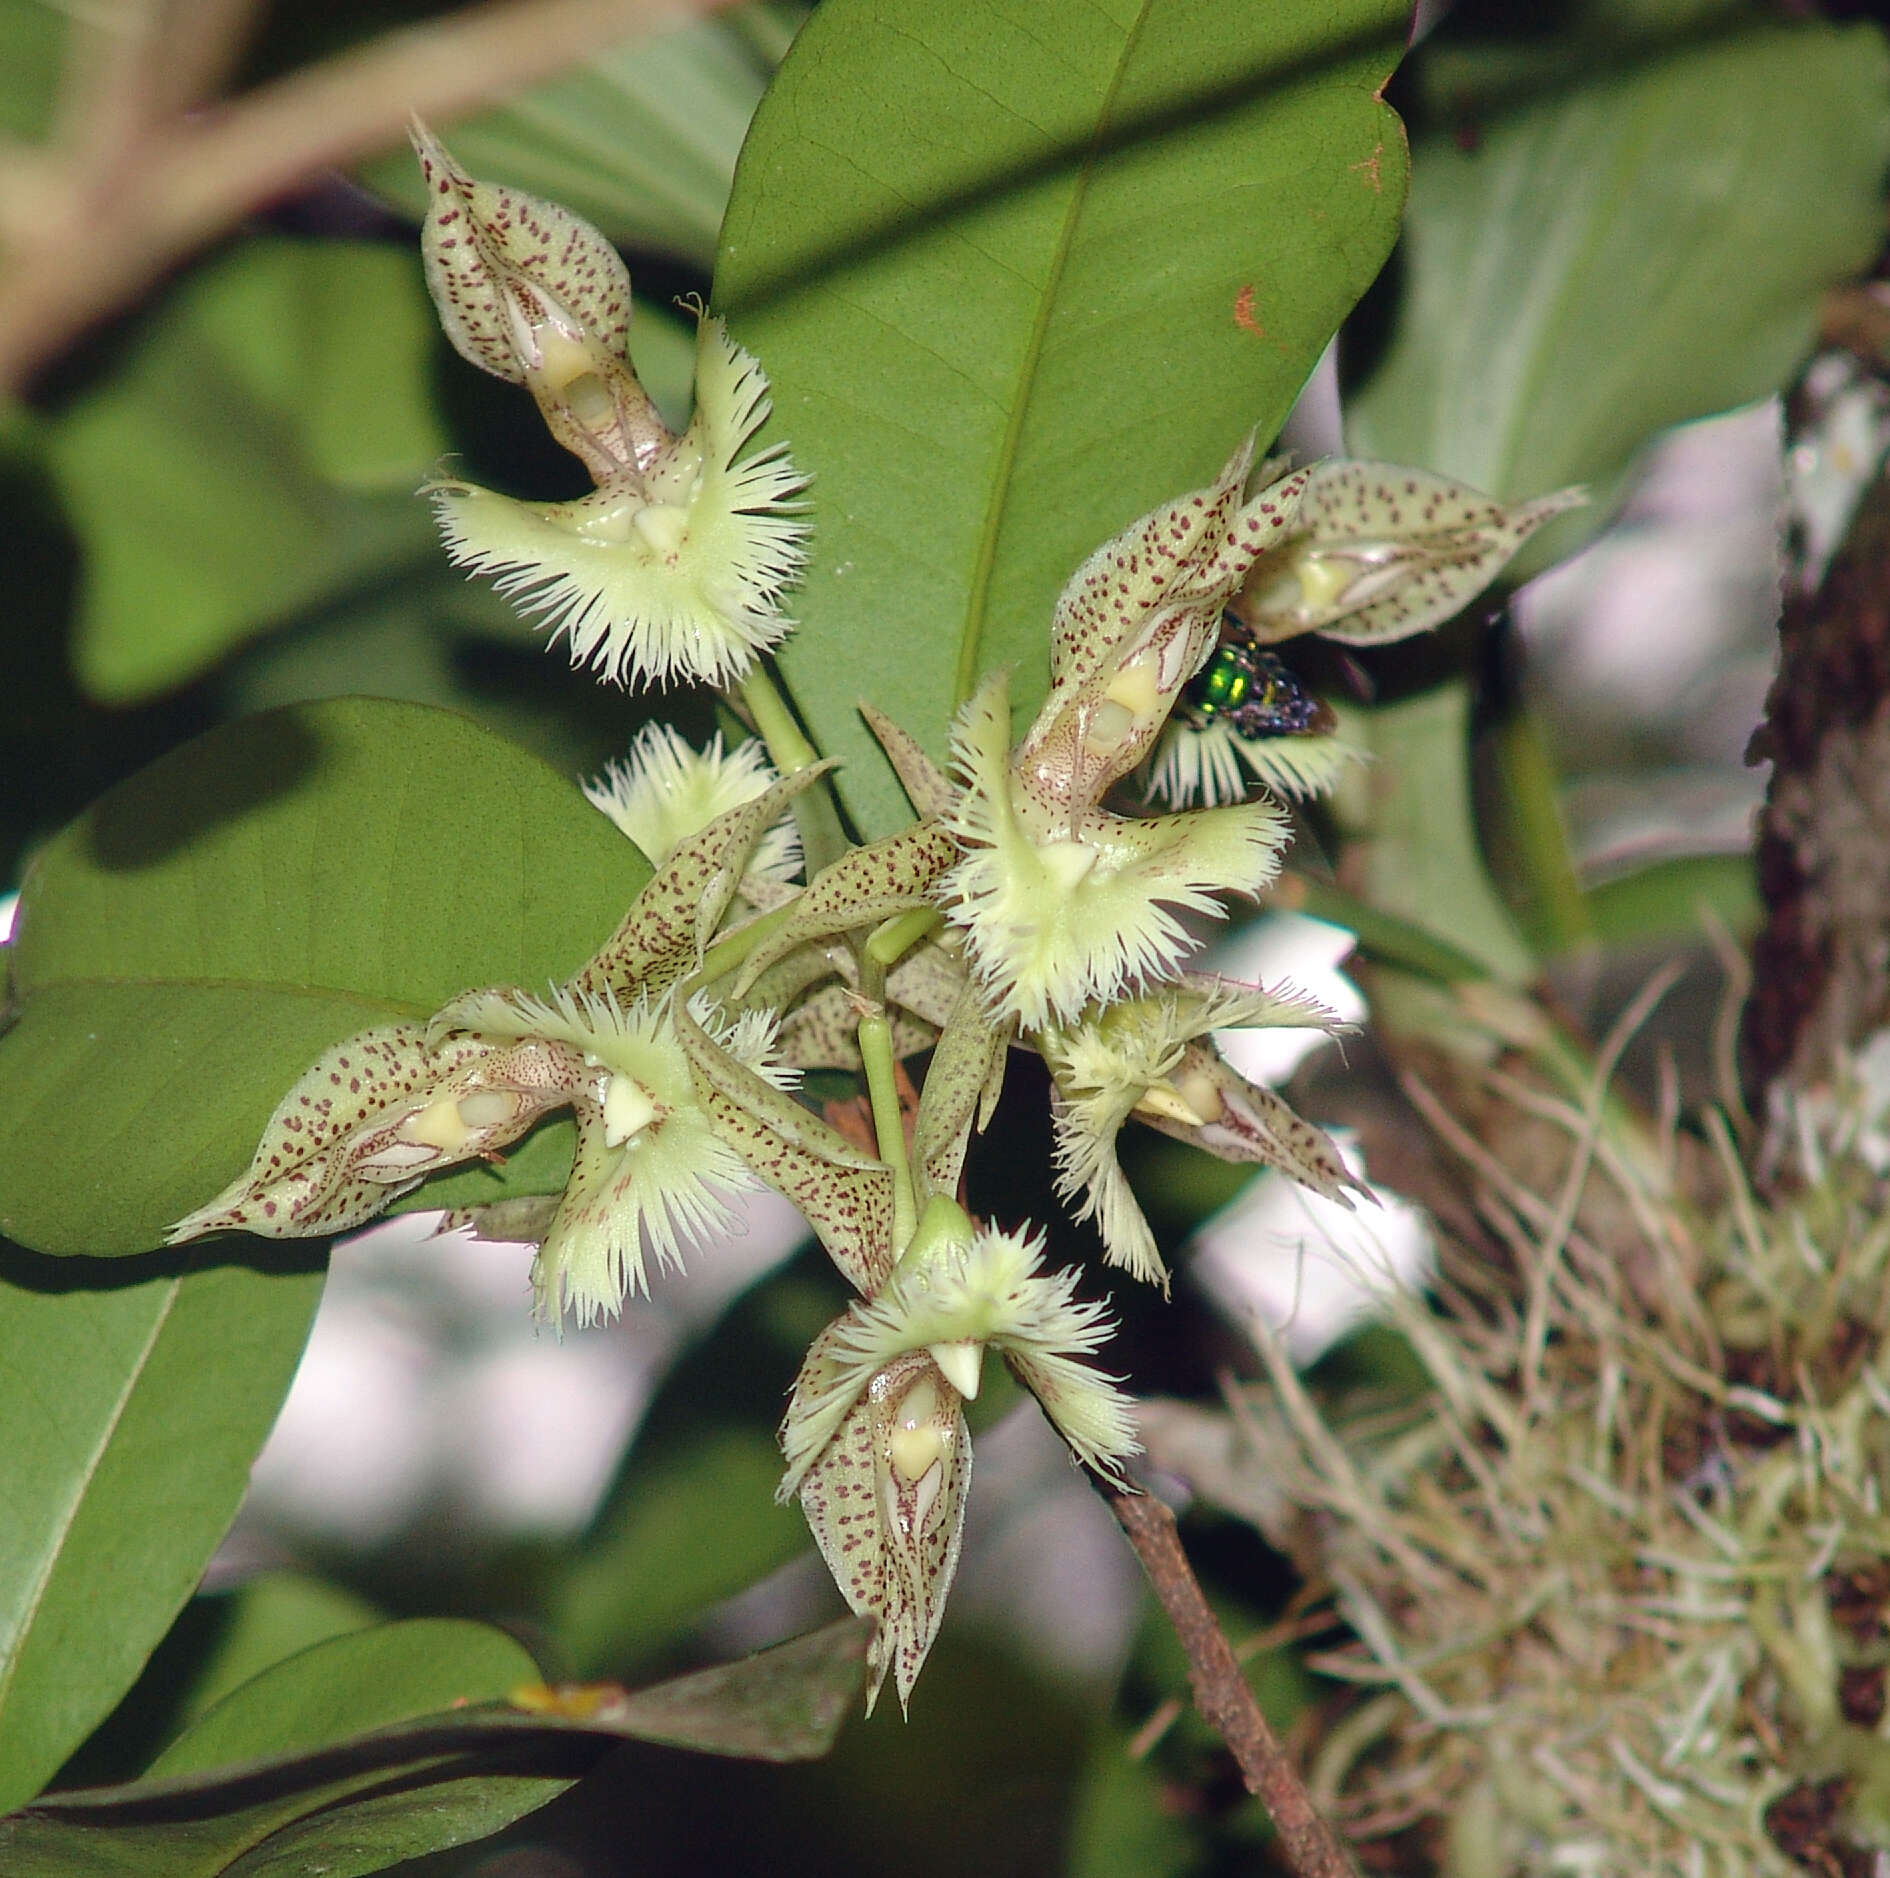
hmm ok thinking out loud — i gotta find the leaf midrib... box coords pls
[951,0,1158,708]
[0,1275,179,1742]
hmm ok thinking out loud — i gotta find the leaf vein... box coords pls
[950,0,1158,708]
[0,1275,181,1728]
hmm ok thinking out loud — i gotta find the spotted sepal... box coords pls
[167,1023,577,1242]
[1137,1039,1362,1206]
[789,1341,969,1716]
[573,760,839,1003]
[913,986,1013,1198]
[1237,463,1586,647]
[412,117,632,385]
[731,822,961,1001]
[860,701,955,821]
[672,989,896,1294]
[1013,449,1314,820]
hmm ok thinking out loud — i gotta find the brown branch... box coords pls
[1820,283,1890,372]
[0,0,736,393]
[1741,451,1890,1112]
[1103,1485,1360,1878]
[144,0,270,123]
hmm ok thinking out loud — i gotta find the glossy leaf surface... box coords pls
[0,1621,870,1877]
[146,1619,539,1778]
[716,0,1410,837]
[0,1244,325,1814]
[44,241,448,703]
[166,1575,384,1739]
[0,698,650,1256]
[1347,23,1890,571]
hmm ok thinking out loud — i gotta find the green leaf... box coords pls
[1586,849,1759,948]
[586,1613,867,1759]
[54,1571,384,1790]
[0,697,650,1256]
[0,1621,868,1877]
[1347,23,1890,572]
[217,567,669,789]
[716,0,1410,837]
[552,1426,807,1676]
[1351,683,1534,982]
[358,5,805,268]
[8,1776,568,1878]
[148,1620,538,1779]
[0,0,63,143]
[0,1243,325,1814]
[43,240,449,703]
[167,1575,384,1739]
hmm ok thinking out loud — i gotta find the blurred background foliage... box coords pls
[4,0,1890,1871]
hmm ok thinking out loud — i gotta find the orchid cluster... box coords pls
[168,133,1575,1712]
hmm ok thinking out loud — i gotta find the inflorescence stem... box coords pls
[697,898,798,988]
[738,662,850,880]
[857,1010,918,1250]
[868,906,943,969]
[1103,1486,1361,1878]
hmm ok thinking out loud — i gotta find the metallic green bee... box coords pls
[1182,617,1335,740]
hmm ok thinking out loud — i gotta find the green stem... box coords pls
[858,1011,918,1252]
[1292,879,1491,985]
[697,899,799,989]
[868,907,943,969]
[738,662,849,879]
[1488,705,1595,957]
[738,662,819,772]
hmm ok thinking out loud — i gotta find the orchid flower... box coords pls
[412,124,807,689]
[936,444,1311,1030]
[780,1203,1138,1711]
[1038,979,1360,1286]
[1147,462,1585,807]
[165,1024,585,1244]
[431,984,794,1323]
[585,722,802,890]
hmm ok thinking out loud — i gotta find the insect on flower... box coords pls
[1180,616,1336,741]
[1147,616,1358,811]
